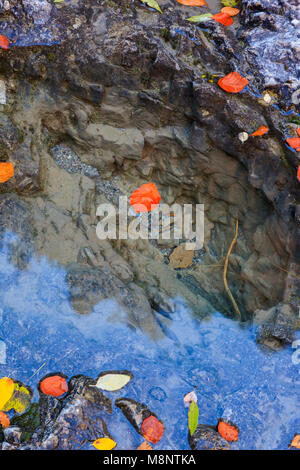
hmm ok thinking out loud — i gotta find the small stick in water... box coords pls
[223,219,241,319]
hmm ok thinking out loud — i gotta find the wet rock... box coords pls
[254,303,298,350]
[3,426,22,445]
[0,193,33,268]
[10,403,40,443]
[239,0,300,100]
[66,263,161,337]
[0,114,19,159]
[146,286,175,314]
[115,398,154,435]
[188,424,231,450]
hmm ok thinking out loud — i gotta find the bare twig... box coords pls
[223,219,241,319]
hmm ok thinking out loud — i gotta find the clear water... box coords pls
[0,232,299,450]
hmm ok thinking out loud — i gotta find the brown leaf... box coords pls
[169,244,194,269]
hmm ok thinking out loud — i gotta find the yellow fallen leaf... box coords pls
[95,371,133,392]
[92,438,117,450]
[139,0,162,13]
[0,377,14,410]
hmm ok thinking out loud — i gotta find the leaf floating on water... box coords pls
[296,129,300,137]
[290,434,300,449]
[0,411,10,428]
[0,35,9,50]
[218,419,239,442]
[218,72,249,93]
[177,0,207,6]
[141,415,164,444]
[184,390,198,408]
[92,438,117,450]
[297,166,300,182]
[95,371,133,392]
[137,440,153,450]
[139,0,162,13]
[186,13,213,23]
[188,401,199,436]
[39,375,68,397]
[251,125,269,136]
[2,381,33,415]
[0,377,14,410]
[220,6,240,16]
[0,162,14,183]
[211,12,234,26]
[286,137,300,151]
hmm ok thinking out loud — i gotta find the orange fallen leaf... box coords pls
[0,35,9,50]
[177,0,207,4]
[251,125,269,136]
[290,434,300,449]
[141,415,164,444]
[218,72,249,93]
[0,162,14,183]
[218,419,239,442]
[137,440,153,450]
[221,7,240,16]
[296,129,300,137]
[286,137,300,151]
[130,182,161,213]
[0,411,10,428]
[39,375,68,397]
[297,166,300,182]
[211,12,233,26]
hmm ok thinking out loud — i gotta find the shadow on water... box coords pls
[0,232,299,450]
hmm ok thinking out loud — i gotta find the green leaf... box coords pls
[186,13,213,23]
[188,401,199,436]
[2,381,32,415]
[221,0,238,7]
[140,0,162,13]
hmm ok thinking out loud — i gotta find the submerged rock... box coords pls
[188,424,231,450]
[115,397,154,435]
[254,303,298,350]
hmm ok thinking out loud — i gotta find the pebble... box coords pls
[50,145,99,178]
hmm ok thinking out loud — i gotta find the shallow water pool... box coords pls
[0,233,299,450]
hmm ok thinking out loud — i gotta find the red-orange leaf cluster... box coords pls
[141,415,164,444]
[251,125,269,136]
[0,163,14,183]
[0,35,9,50]
[39,375,68,397]
[220,7,240,16]
[129,182,161,213]
[0,411,10,428]
[218,72,249,93]
[218,419,239,442]
[211,12,233,26]
[286,137,300,151]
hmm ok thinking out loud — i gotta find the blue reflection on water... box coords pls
[0,233,299,450]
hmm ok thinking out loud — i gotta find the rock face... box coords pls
[239,0,300,101]
[0,2,297,331]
